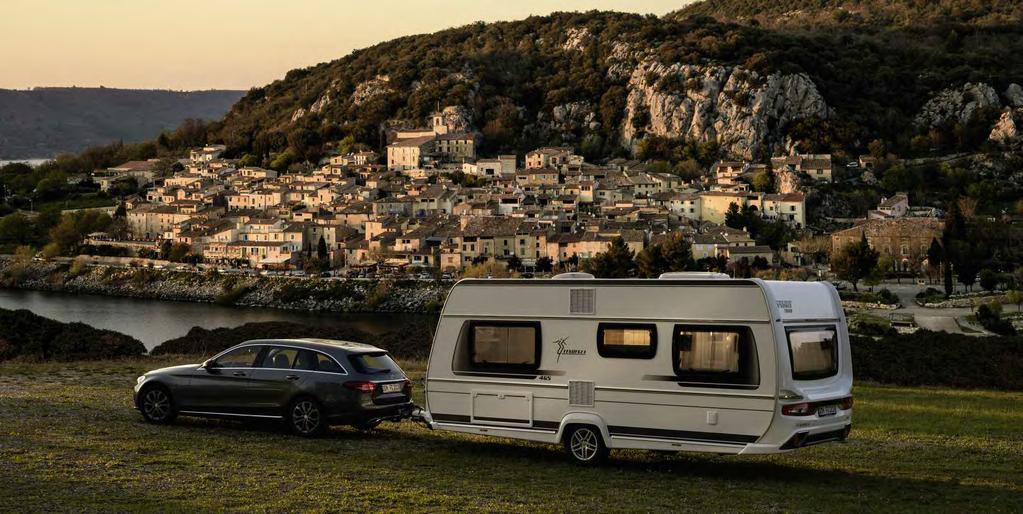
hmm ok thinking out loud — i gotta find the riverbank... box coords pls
[0,258,449,314]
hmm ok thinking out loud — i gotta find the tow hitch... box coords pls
[409,405,433,429]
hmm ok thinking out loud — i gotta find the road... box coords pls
[858,281,984,335]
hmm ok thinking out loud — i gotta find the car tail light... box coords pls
[839,396,854,410]
[782,402,814,416]
[343,381,376,393]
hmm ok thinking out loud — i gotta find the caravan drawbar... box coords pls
[418,273,853,464]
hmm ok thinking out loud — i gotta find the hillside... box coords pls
[0,87,244,159]
[196,5,1023,166]
[671,0,1023,27]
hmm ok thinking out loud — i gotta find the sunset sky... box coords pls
[0,0,688,91]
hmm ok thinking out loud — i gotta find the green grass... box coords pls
[1,357,1021,513]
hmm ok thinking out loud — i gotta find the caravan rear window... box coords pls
[597,323,657,359]
[672,325,759,387]
[786,327,838,380]
[468,322,541,373]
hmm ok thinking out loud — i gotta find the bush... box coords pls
[151,318,437,360]
[851,331,1023,390]
[977,302,1017,336]
[0,308,145,361]
[877,288,899,305]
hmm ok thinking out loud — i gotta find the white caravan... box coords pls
[418,273,853,464]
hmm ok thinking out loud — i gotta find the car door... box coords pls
[247,346,305,416]
[185,345,266,415]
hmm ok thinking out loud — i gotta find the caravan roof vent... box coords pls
[553,272,595,280]
[658,272,730,280]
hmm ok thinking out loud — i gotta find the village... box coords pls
[78,107,948,281]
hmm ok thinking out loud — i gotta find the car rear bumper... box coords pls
[327,402,414,425]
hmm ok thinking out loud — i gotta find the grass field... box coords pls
[1,357,1021,513]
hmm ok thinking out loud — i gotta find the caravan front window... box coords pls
[468,322,541,373]
[672,326,759,387]
[786,327,838,380]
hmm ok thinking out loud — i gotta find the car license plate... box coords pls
[817,404,838,417]
[382,383,402,394]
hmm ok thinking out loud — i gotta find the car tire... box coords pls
[139,384,177,424]
[564,425,609,465]
[354,419,381,432]
[288,396,326,437]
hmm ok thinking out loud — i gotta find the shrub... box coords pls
[851,331,1023,390]
[0,308,144,361]
[977,302,1016,336]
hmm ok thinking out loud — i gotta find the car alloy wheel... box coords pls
[291,399,323,436]
[142,388,171,422]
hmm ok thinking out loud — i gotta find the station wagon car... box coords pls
[134,339,413,436]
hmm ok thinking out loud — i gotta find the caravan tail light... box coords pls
[782,396,854,417]
[782,402,814,416]
[343,381,377,393]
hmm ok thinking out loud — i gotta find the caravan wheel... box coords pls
[564,425,609,465]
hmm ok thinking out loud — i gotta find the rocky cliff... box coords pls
[620,62,827,160]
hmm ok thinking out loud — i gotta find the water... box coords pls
[0,159,50,168]
[0,289,430,351]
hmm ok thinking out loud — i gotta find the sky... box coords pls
[0,0,689,91]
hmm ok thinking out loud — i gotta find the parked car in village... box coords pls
[134,339,414,435]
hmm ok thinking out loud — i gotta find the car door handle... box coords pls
[232,371,247,377]
[286,375,300,381]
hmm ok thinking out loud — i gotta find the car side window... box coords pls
[213,346,262,368]
[315,352,343,373]
[293,350,317,371]
[260,347,298,369]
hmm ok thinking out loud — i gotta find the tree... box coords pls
[535,256,553,273]
[506,254,522,272]
[831,233,879,291]
[751,171,774,193]
[581,237,636,278]
[1007,290,1023,312]
[0,213,34,245]
[113,201,127,218]
[317,236,328,261]
[724,203,743,229]
[978,269,999,292]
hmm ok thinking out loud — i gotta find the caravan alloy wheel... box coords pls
[565,426,608,465]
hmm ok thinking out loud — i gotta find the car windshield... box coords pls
[349,352,399,375]
[787,327,838,380]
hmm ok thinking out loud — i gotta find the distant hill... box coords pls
[0,87,244,159]
[670,0,1023,27]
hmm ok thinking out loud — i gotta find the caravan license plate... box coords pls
[382,383,402,394]
[817,404,838,417]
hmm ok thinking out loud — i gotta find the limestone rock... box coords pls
[914,82,1000,128]
[1005,83,1023,108]
[437,105,473,133]
[620,61,828,160]
[989,108,1022,143]
[351,75,393,106]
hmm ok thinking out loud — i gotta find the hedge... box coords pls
[0,308,146,361]
[852,331,1023,390]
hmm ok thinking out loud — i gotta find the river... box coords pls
[0,289,433,351]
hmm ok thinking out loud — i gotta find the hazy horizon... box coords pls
[1,0,689,91]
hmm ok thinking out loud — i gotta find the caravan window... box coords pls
[786,327,838,380]
[468,321,541,373]
[597,323,657,359]
[672,325,759,387]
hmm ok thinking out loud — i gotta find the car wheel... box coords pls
[354,419,381,432]
[139,385,177,424]
[564,425,608,465]
[289,397,326,436]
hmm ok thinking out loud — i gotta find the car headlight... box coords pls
[136,375,147,384]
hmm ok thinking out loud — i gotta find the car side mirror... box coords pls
[204,359,219,370]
